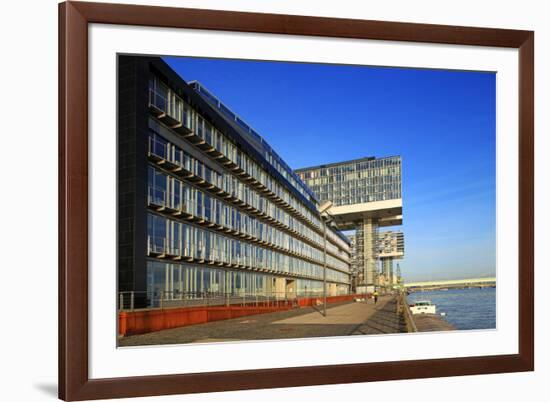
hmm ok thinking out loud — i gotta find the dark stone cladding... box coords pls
[118,56,149,307]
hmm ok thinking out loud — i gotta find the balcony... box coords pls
[147,236,166,258]
[165,246,180,258]
[182,247,194,262]
[147,138,192,175]
[147,187,181,214]
[147,188,193,220]
[148,88,192,135]
[148,88,166,117]
[148,187,165,210]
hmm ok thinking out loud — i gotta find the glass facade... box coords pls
[143,73,351,304]
[190,81,318,206]
[296,157,403,291]
[149,76,327,231]
[146,212,350,279]
[378,231,405,256]
[147,260,349,307]
[147,130,349,261]
[296,156,402,206]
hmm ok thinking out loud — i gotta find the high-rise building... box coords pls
[118,56,351,308]
[296,156,403,292]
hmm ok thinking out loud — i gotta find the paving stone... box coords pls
[118,296,407,347]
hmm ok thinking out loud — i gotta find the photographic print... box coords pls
[58,3,533,398]
[117,55,496,347]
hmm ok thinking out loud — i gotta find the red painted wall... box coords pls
[119,294,362,336]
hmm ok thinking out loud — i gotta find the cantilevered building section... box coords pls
[118,56,351,308]
[296,156,403,292]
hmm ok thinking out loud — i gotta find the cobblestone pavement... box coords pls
[118,295,406,347]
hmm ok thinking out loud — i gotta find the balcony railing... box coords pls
[148,187,166,207]
[145,136,338,252]
[118,290,298,311]
[148,88,167,114]
[148,135,168,160]
[147,236,167,255]
[148,87,193,132]
[146,236,335,276]
[147,186,186,213]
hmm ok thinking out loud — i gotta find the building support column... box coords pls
[362,217,378,294]
[382,258,394,289]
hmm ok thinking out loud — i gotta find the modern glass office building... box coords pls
[118,56,351,308]
[296,157,403,292]
[296,156,402,207]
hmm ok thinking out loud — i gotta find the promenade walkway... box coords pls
[118,295,407,347]
[351,296,407,335]
[413,314,455,332]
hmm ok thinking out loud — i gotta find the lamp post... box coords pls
[317,201,333,317]
[322,217,327,317]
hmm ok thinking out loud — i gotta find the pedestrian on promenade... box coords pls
[373,290,379,304]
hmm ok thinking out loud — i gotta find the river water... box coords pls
[407,287,496,330]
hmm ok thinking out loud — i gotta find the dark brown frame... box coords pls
[59,1,534,400]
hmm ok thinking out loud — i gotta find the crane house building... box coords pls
[296,156,403,293]
[118,56,351,309]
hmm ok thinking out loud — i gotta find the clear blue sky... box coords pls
[164,56,496,282]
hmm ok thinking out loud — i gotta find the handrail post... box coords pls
[130,291,135,311]
[397,293,402,316]
[401,292,418,333]
[323,218,327,317]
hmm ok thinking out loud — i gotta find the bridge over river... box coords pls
[404,277,496,291]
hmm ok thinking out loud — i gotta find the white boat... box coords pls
[409,300,436,315]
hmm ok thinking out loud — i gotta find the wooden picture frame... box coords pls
[59,1,534,400]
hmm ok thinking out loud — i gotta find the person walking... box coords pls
[373,290,379,305]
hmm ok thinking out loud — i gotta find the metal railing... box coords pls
[145,199,348,273]
[148,88,167,113]
[148,135,169,161]
[148,186,167,207]
[396,291,417,333]
[149,88,192,128]
[146,137,348,259]
[147,236,167,255]
[118,290,300,311]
